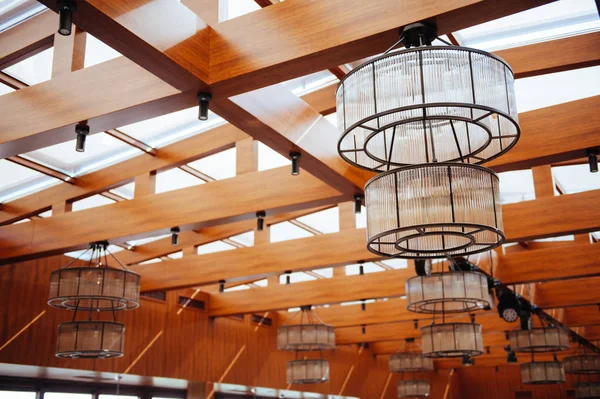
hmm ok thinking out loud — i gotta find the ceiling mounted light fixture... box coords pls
[397,380,430,398]
[421,322,484,358]
[389,338,434,373]
[575,382,600,398]
[286,358,329,384]
[49,242,140,359]
[365,163,503,258]
[277,306,335,351]
[335,22,520,172]
[520,360,566,385]
[509,326,570,353]
[48,241,140,311]
[406,270,490,313]
[57,0,76,36]
[564,346,600,374]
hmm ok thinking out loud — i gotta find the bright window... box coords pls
[270,221,314,243]
[296,207,340,234]
[44,394,92,399]
[0,391,36,399]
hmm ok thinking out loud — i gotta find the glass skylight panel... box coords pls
[72,194,115,212]
[340,299,375,306]
[138,258,162,265]
[498,169,536,204]
[380,258,408,269]
[454,0,600,51]
[118,107,224,148]
[282,70,337,96]
[196,240,237,255]
[296,207,340,234]
[258,141,290,171]
[224,284,251,292]
[0,159,57,203]
[279,271,317,284]
[65,244,124,260]
[167,251,183,259]
[3,46,53,85]
[221,0,261,22]
[346,262,385,275]
[269,221,315,243]
[99,395,139,399]
[533,235,575,242]
[38,209,52,218]
[44,394,92,399]
[84,34,122,67]
[128,234,170,247]
[110,182,135,200]
[312,267,333,278]
[553,164,600,193]
[187,147,236,180]
[155,167,205,194]
[253,278,268,287]
[229,231,254,246]
[25,133,141,176]
[515,66,600,113]
[0,0,46,33]
[0,82,14,96]
[324,112,337,127]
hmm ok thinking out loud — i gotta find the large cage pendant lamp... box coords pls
[389,338,434,372]
[49,242,140,359]
[335,22,520,171]
[575,381,600,398]
[397,380,430,398]
[509,316,571,354]
[278,306,334,384]
[564,344,600,375]
[521,355,566,385]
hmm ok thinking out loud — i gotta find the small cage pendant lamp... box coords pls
[48,241,140,311]
[564,353,600,374]
[286,358,330,384]
[277,306,335,351]
[521,358,566,385]
[509,322,571,353]
[575,382,600,398]
[397,380,430,398]
[335,22,520,172]
[49,242,139,359]
[389,338,434,373]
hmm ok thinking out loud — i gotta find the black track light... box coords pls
[285,270,292,285]
[462,354,474,367]
[290,152,301,175]
[57,1,76,36]
[197,92,212,121]
[505,346,518,364]
[256,210,266,231]
[413,319,418,329]
[75,123,89,152]
[520,310,532,331]
[589,151,598,173]
[361,299,366,311]
[354,194,363,214]
[415,259,432,276]
[218,279,225,293]
[170,227,180,247]
[358,260,365,275]
[361,324,366,334]
[497,286,520,323]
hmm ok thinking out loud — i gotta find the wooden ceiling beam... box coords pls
[0,167,342,264]
[0,124,246,225]
[534,276,600,309]
[494,31,600,79]
[132,189,600,293]
[0,10,55,69]
[117,205,333,265]
[6,155,75,184]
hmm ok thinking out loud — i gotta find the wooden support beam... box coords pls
[0,10,55,69]
[51,25,87,78]
[134,172,157,198]
[129,190,600,292]
[535,276,600,309]
[6,155,75,184]
[494,31,600,79]
[0,167,341,264]
[0,72,27,90]
[0,124,245,225]
[106,129,156,155]
[532,165,554,198]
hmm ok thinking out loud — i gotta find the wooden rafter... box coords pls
[0,10,55,69]
[6,155,75,184]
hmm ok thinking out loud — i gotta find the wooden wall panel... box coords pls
[0,255,426,398]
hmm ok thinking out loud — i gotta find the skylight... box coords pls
[346,262,385,275]
[156,168,205,194]
[454,0,600,51]
[258,141,290,171]
[0,0,46,33]
[188,148,237,180]
[553,164,600,194]
[296,207,340,234]
[498,169,536,204]
[270,221,315,243]
[279,271,317,284]
[0,159,56,203]
[72,194,115,212]
[196,240,237,255]
[3,46,53,85]
[229,231,255,247]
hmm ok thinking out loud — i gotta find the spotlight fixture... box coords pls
[358,260,365,275]
[290,152,301,175]
[496,287,521,323]
[75,123,89,152]
[520,309,532,331]
[57,1,76,36]
[256,210,266,231]
[361,299,366,311]
[588,151,598,173]
[219,279,225,293]
[506,348,518,364]
[354,195,363,214]
[362,324,366,334]
[462,354,474,367]
[170,227,180,247]
[197,92,212,120]
[285,270,292,285]
[414,259,432,276]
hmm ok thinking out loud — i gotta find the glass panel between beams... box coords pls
[0,391,36,399]
[345,262,385,275]
[279,271,317,284]
[229,231,254,246]
[257,141,290,171]
[196,240,237,255]
[269,221,315,243]
[220,0,261,22]
[296,207,340,234]
[454,0,600,51]
[156,168,205,194]
[498,169,536,205]
[553,164,600,194]
[187,147,236,180]
[0,159,57,203]
[0,0,46,33]
[2,47,53,85]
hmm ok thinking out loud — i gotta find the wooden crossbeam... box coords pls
[133,189,600,293]
[0,10,55,69]
[0,167,342,264]
[6,155,75,184]
[0,125,245,225]
[534,276,600,309]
